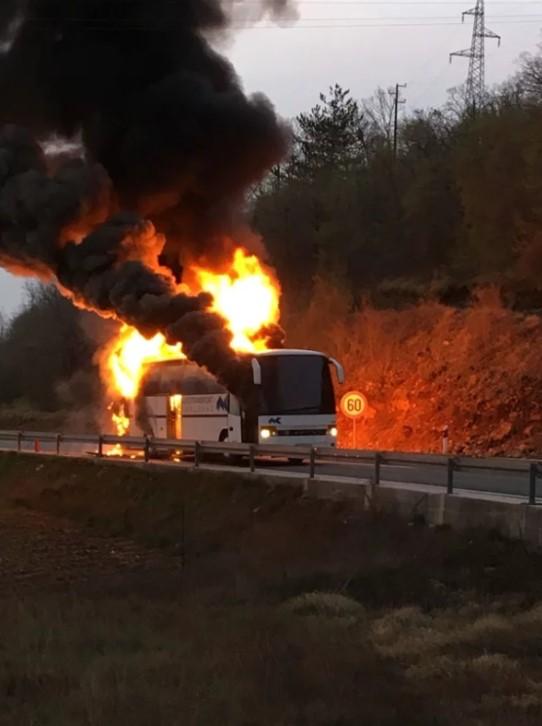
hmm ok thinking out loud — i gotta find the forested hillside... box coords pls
[253,47,542,310]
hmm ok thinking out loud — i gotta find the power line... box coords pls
[231,18,542,27]
[22,15,542,27]
[24,13,542,20]
[54,0,542,3]
[290,1,542,3]
[22,9,542,18]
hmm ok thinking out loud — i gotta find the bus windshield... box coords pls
[257,354,335,415]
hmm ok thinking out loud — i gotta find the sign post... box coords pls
[339,391,367,449]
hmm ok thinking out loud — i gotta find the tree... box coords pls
[361,87,397,152]
[517,45,542,102]
[452,104,539,277]
[288,84,367,180]
[0,285,99,410]
[253,86,371,299]
[396,110,462,276]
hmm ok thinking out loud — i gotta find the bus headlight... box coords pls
[260,427,277,440]
[328,426,338,438]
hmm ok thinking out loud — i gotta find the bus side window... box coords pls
[229,395,241,416]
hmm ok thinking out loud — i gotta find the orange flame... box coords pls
[194,248,280,352]
[101,247,281,438]
[106,401,131,455]
[101,326,184,402]
[110,403,130,436]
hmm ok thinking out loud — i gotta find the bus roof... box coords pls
[142,349,327,367]
[255,349,328,358]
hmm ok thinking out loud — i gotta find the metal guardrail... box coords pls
[0,429,540,504]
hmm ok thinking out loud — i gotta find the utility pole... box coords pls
[389,83,407,159]
[450,0,501,112]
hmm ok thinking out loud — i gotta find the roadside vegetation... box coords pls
[1,453,542,724]
[286,283,542,455]
[0,285,112,432]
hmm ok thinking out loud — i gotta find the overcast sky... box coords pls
[1,1,541,318]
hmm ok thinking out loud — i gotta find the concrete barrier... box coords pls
[303,474,542,546]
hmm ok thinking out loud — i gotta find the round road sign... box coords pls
[340,390,367,420]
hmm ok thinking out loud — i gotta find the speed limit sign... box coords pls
[340,390,367,420]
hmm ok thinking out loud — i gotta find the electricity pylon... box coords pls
[450,0,501,111]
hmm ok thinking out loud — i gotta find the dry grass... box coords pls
[281,591,365,618]
[2,454,542,724]
[0,596,423,726]
[367,602,542,723]
[3,594,542,725]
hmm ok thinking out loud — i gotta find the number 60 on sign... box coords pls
[340,391,367,420]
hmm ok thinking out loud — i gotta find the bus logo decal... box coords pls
[269,417,282,424]
[216,396,228,412]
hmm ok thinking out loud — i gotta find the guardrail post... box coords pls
[144,436,151,463]
[17,432,22,453]
[180,503,186,569]
[529,462,537,505]
[447,457,455,495]
[309,447,316,479]
[56,434,62,456]
[194,441,201,468]
[374,452,381,485]
[98,435,103,458]
[249,445,256,473]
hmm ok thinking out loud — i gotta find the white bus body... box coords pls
[131,349,344,448]
[142,392,242,442]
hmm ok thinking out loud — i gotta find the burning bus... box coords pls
[130,349,344,447]
[98,248,344,451]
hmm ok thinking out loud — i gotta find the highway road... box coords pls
[264,458,532,500]
[0,436,537,501]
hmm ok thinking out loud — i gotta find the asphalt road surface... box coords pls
[0,437,537,501]
[295,459,532,499]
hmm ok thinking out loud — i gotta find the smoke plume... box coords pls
[0,0,290,397]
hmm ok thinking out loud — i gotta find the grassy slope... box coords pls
[2,453,542,724]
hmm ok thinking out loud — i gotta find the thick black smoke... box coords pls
[0,0,290,262]
[0,0,290,398]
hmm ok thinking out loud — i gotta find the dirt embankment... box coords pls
[1,451,541,604]
[288,285,542,456]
